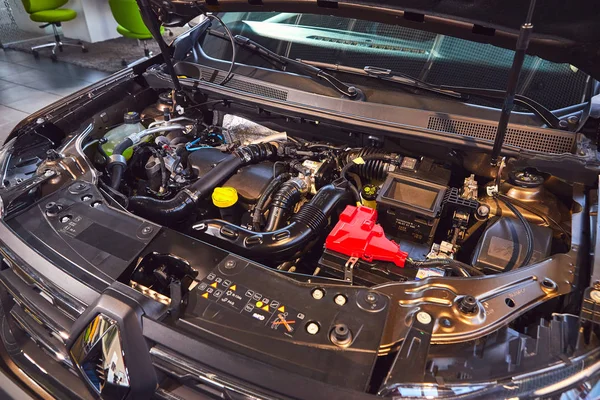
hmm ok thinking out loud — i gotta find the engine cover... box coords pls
[188,148,273,204]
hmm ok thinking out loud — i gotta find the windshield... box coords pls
[200,12,590,111]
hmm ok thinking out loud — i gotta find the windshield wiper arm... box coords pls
[299,60,561,129]
[207,30,358,99]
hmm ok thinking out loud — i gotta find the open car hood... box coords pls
[144,0,600,80]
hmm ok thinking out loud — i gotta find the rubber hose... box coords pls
[341,153,396,181]
[197,180,352,261]
[252,173,290,231]
[109,165,124,189]
[264,178,306,231]
[342,153,396,203]
[108,137,134,189]
[343,148,394,181]
[114,138,133,156]
[129,143,277,224]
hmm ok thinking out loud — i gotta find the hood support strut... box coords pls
[138,0,182,92]
[491,0,536,165]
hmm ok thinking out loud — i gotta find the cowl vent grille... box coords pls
[427,116,575,154]
[200,70,288,101]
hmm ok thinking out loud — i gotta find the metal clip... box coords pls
[344,257,359,284]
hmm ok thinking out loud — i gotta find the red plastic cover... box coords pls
[325,205,407,267]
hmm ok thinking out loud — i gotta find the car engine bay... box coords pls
[1,79,595,397]
[89,89,574,286]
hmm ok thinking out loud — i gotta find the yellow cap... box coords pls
[212,187,238,208]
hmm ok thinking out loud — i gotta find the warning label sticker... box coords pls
[197,272,307,336]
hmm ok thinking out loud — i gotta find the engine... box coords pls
[89,91,571,287]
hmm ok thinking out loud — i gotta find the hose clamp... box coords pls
[108,154,127,167]
[182,188,199,202]
[291,176,310,193]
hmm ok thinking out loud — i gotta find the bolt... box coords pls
[330,324,352,346]
[70,182,87,192]
[591,290,600,303]
[458,295,478,314]
[477,205,490,218]
[312,288,325,300]
[81,195,92,202]
[365,292,377,304]
[44,169,54,177]
[334,294,347,306]
[306,322,320,335]
[46,149,60,160]
[60,215,71,223]
[416,311,432,325]
[91,201,102,208]
[45,202,56,209]
[224,260,236,269]
[141,226,153,235]
[36,118,45,124]
[440,317,452,328]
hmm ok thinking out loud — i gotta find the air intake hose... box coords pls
[128,143,277,224]
[194,179,352,261]
[264,177,308,231]
[344,148,396,181]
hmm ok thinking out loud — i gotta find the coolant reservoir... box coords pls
[101,111,146,160]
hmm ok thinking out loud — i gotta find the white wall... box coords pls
[62,0,120,43]
[7,0,52,34]
[9,0,120,43]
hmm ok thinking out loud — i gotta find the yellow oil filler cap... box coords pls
[212,187,238,208]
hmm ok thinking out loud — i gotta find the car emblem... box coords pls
[70,314,131,399]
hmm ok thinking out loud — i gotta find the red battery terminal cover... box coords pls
[325,205,408,267]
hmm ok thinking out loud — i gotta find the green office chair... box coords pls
[108,0,166,66]
[21,0,87,61]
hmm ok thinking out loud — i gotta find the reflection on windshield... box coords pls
[201,12,589,110]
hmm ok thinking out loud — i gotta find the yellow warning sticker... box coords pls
[230,284,237,291]
[277,306,285,312]
[262,305,270,312]
[202,292,209,299]
[210,282,218,288]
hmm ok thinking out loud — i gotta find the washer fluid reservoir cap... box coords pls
[212,187,238,208]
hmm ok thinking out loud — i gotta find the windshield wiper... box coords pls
[207,29,560,128]
[298,60,561,129]
[207,29,359,99]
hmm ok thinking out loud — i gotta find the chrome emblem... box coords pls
[70,314,130,398]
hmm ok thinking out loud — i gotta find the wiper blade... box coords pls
[300,60,561,129]
[208,30,359,99]
[437,86,561,129]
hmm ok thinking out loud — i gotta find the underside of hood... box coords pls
[144,0,600,80]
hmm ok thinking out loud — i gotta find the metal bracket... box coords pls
[0,170,55,216]
[344,257,359,284]
[374,185,585,351]
[379,311,434,394]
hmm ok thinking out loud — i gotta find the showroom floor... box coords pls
[0,49,109,143]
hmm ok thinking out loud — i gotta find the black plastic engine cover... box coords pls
[7,181,160,284]
[179,254,390,392]
[188,148,273,204]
